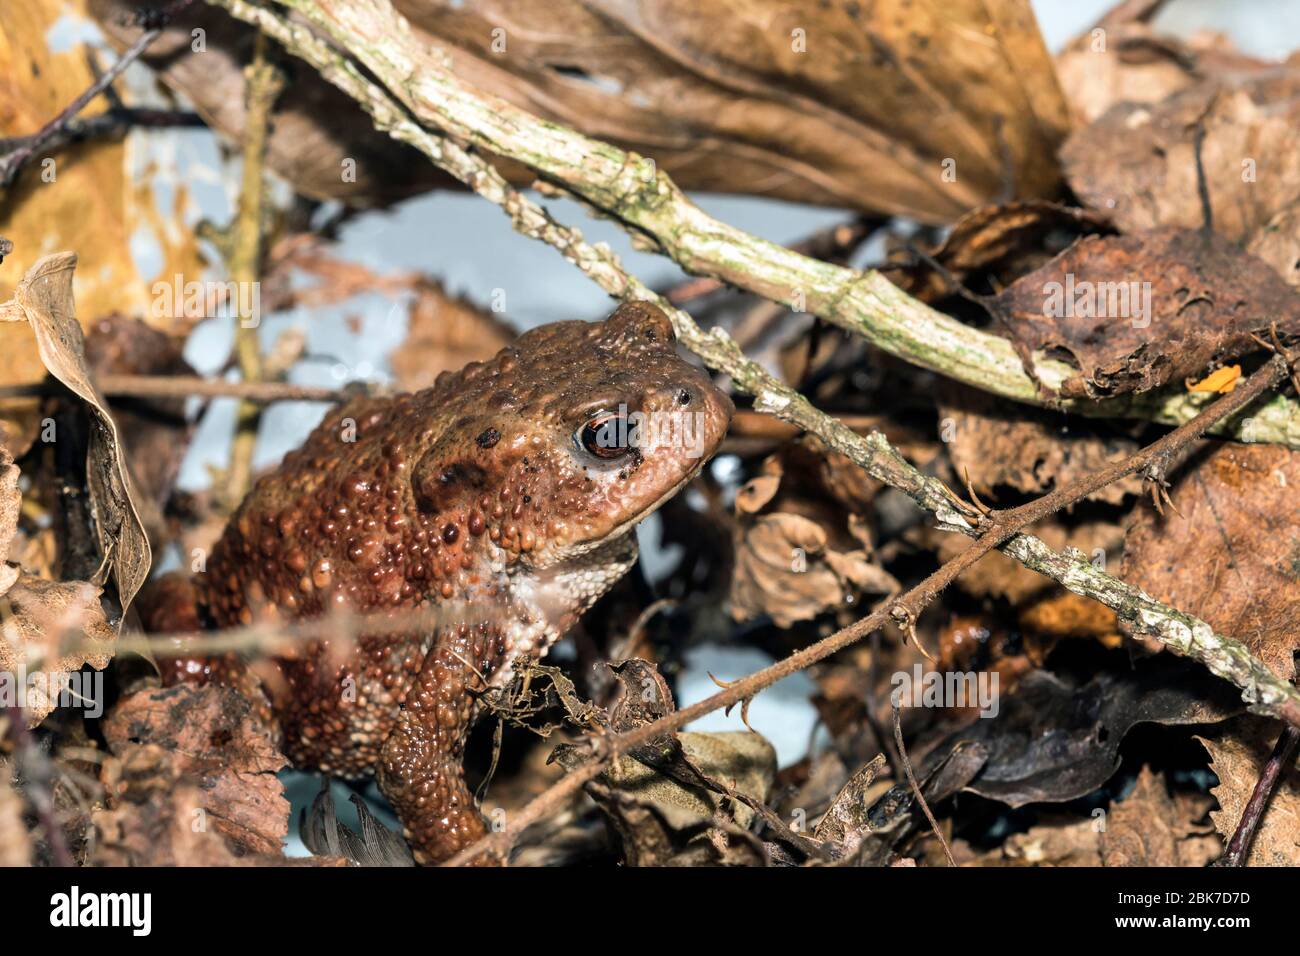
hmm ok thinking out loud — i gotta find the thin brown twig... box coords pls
[0,0,198,187]
[1220,722,1300,866]
[893,702,955,866]
[0,374,348,404]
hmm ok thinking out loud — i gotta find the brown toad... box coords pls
[151,302,732,863]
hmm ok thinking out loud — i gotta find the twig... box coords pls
[237,0,1300,448]
[893,702,956,866]
[0,108,204,159]
[1220,723,1300,867]
[221,30,284,512]
[0,374,347,404]
[0,0,198,187]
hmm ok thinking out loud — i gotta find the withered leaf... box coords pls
[1198,716,1300,866]
[591,730,777,866]
[390,280,515,393]
[1122,441,1300,682]
[938,383,1142,505]
[994,228,1300,398]
[1062,73,1300,284]
[1101,767,1218,867]
[0,574,115,725]
[102,685,289,857]
[1054,16,1267,126]
[731,512,896,628]
[0,254,151,622]
[926,658,1240,808]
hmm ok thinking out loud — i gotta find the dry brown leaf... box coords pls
[730,512,896,628]
[1122,441,1300,681]
[101,685,289,857]
[1063,72,1300,272]
[1198,716,1300,866]
[1101,767,1218,867]
[94,0,1069,221]
[939,384,1142,505]
[389,280,515,393]
[1,254,151,621]
[0,574,115,724]
[1054,15,1268,127]
[994,228,1300,398]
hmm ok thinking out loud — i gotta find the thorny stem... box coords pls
[206,0,1300,859]
[1220,723,1300,867]
[222,30,283,512]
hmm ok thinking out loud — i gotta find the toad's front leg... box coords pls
[376,621,506,864]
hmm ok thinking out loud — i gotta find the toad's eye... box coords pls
[576,411,632,459]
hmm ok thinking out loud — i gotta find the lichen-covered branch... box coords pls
[234,0,1300,448]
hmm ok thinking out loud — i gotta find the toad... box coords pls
[147,302,732,863]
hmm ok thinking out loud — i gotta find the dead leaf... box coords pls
[94,0,1069,221]
[1062,73,1300,267]
[1,254,151,622]
[0,574,115,724]
[1101,767,1218,866]
[993,228,1300,398]
[389,280,515,393]
[1122,441,1300,682]
[938,383,1142,505]
[1054,16,1267,126]
[1199,716,1300,866]
[730,512,896,627]
[928,659,1240,808]
[101,684,288,857]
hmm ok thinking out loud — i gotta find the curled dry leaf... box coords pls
[1197,716,1300,866]
[1122,442,1300,682]
[0,254,151,622]
[993,228,1300,398]
[730,512,896,628]
[101,685,289,858]
[0,575,115,724]
[887,201,1110,302]
[938,383,1142,505]
[928,659,1239,808]
[93,0,1069,220]
[1062,71,1300,285]
[588,730,777,867]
